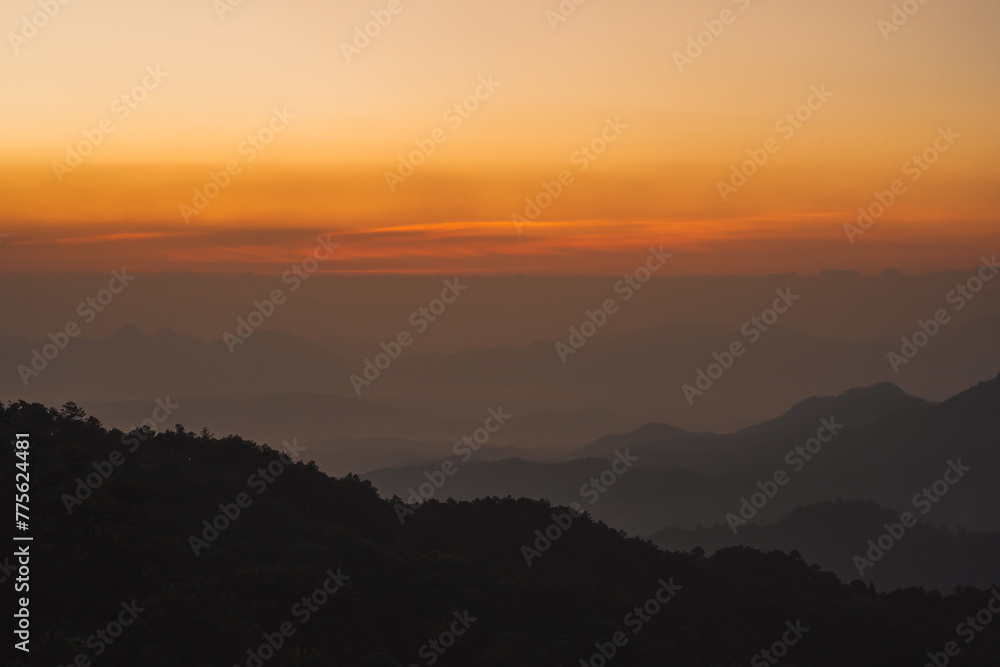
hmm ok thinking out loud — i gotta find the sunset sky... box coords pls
[2,0,998,274]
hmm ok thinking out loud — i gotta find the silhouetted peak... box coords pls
[942,370,1000,405]
[838,382,910,400]
[785,381,920,414]
[734,382,928,440]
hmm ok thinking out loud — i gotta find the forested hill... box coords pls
[4,400,999,666]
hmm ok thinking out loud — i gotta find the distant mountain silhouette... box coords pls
[83,393,636,475]
[5,400,999,665]
[367,373,1000,542]
[5,311,1000,437]
[569,422,698,459]
[579,381,932,474]
[651,499,1000,592]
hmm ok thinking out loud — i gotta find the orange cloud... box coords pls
[3,219,998,277]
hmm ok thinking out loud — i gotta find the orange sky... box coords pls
[1,0,998,274]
